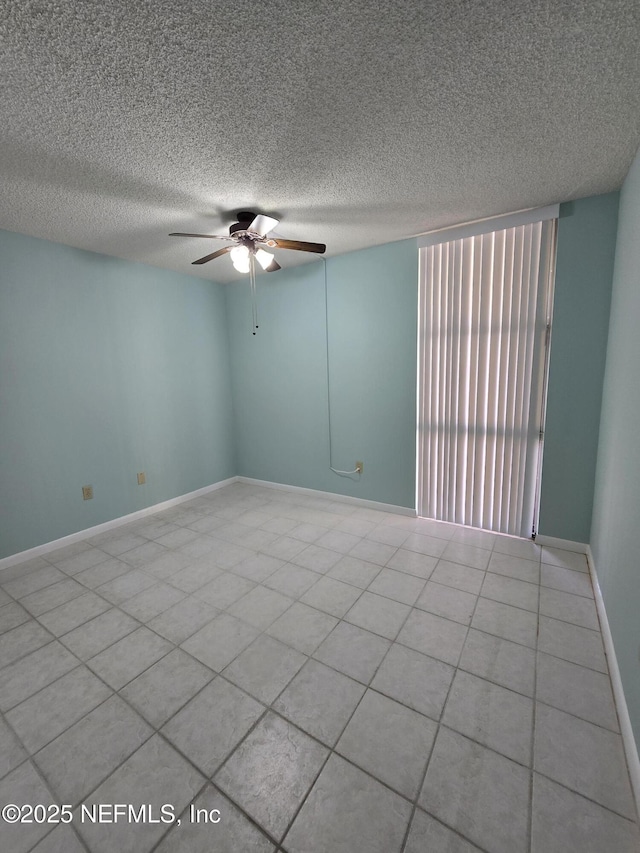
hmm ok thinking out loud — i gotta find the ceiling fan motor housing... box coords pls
[236,210,257,224]
[229,211,260,236]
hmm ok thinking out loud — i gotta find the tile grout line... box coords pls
[203,547,450,847]
[3,529,594,638]
[7,557,331,852]
[257,572,434,850]
[0,560,606,728]
[144,778,212,853]
[398,530,505,853]
[6,661,635,853]
[2,490,634,852]
[3,546,616,755]
[20,659,224,848]
[51,634,285,849]
[263,552,629,804]
[0,709,92,852]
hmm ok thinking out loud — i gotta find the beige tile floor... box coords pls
[0,482,638,852]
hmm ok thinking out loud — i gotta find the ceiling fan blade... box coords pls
[270,238,326,254]
[247,214,279,237]
[265,258,281,273]
[192,246,232,265]
[169,232,230,240]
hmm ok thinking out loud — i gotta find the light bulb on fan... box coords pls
[230,244,250,273]
[255,248,276,271]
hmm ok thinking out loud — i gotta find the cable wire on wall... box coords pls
[322,256,361,478]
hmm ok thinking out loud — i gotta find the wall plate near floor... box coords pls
[137,472,146,485]
[82,485,93,500]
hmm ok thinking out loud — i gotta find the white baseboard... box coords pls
[0,476,239,573]
[1,476,416,574]
[587,545,640,821]
[237,476,417,517]
[535,534,589,554]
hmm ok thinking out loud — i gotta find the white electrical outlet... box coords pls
[355,461,364,474]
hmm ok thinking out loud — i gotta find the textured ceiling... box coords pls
[1,0,639,283]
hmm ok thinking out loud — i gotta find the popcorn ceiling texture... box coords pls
[1,0,639,282]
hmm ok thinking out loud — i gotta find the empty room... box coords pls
[1,2,639,852]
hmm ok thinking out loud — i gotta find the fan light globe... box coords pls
[230,244,250,273]
[255,248,275,270]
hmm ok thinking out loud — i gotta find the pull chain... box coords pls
[250,254,259,335]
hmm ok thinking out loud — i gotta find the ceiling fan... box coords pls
[170,211,326,274]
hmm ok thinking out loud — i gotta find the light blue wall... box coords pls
[227,202,619,526]
[0,231,235,559]
[1,192,623,560]
[226,240,418,508]
[538,193,619,541]
[591,148,640,744]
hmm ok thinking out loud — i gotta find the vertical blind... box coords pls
[417,218,556,537]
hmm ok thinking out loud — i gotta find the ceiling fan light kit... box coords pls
[170,211,327,334]
[169,211,326,272]
[169,210,327,335]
